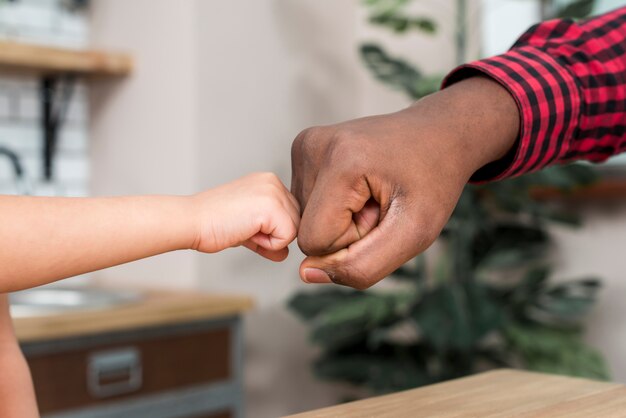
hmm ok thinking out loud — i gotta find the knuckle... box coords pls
[327,129,367,168]
[256,178,283,197]
[297,233,322,256]
[248,172,270,186]
[256,194,279,215]
[293,126,336,165]
[297,227,337,256]
[296,126,317,140]
[332,128,367,151]
[292,127,318,157]
[333,128,359,144]
[296,227,332,256]
[287,223,298,241]
[258,171,280,184]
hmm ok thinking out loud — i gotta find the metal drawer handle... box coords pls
[87,347,143,399]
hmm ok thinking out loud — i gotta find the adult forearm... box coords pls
[0,195,196,292]
[443,6,626,181]
[407,75,520,182]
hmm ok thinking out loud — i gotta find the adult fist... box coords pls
[291,77,520,289]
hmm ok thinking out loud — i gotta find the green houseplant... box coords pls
[289,0,609,396]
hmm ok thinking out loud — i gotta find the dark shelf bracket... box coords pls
[40,74,76,181]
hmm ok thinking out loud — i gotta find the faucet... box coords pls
[0,146,31,195]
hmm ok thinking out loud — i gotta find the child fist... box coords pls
[191,173,300,261]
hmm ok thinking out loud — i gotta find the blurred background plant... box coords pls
[289,0,610,397]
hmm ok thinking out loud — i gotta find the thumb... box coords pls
[299,201,430,290]
[298,171,381,257]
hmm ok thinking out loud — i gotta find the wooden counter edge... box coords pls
[13,291,254,343]
[282,369,623,418]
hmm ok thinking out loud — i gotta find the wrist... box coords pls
[152,195,200,251]
[180,194,205,251]
[409,76,520,182]
[186,188,223,253]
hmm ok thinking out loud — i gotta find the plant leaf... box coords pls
[312,293,411,350]
[555,0,595,19]
[288,288,359,321]
[412,282,502,351]
[360,44,440,100]
[529,278,601,324]
[504,323,610,380]
[315,349,434,392]
[369,13,437,34]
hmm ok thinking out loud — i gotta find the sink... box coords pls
[9,287,143,318]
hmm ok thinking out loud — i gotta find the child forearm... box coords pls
[0,173,300,293]
[0,195,196,292]
[0,295,38,418]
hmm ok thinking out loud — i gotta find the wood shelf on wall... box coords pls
[0,40,132,76]
[531,178,626,201]
[0,40,133,181]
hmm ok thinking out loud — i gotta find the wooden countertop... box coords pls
[285,369,626,417]
[13,291,253,343]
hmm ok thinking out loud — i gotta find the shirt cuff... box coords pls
[442,46,582,183]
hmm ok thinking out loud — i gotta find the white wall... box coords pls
[481,0,540,57]
[481,0,626,59]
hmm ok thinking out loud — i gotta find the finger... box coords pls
[290,128,325,213]
[290,132,305,206]
[276,181,301,231]
[254,207,298,251]
[353,198,381,237]
[299,200,434,289]
[243,240,289,262]
[260,174,301,232]
[280,178,301,215]
[298,170,380,257]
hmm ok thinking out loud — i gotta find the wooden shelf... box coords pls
[0,40,132,76]
[0,40,133,180]
[531,178,626,201]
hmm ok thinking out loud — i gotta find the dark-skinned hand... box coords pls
[291,76,520,289]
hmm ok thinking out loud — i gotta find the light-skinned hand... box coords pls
[191,172,300,261]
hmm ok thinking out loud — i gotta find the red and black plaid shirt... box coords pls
[444,7,626,182]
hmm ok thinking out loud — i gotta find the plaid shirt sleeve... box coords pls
[443,7,626,183]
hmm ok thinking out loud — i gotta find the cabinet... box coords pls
[14,292,252,418]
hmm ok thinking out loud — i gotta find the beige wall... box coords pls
[87,1,626,417]
[90,0,200,288]
[551,204,626,382]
